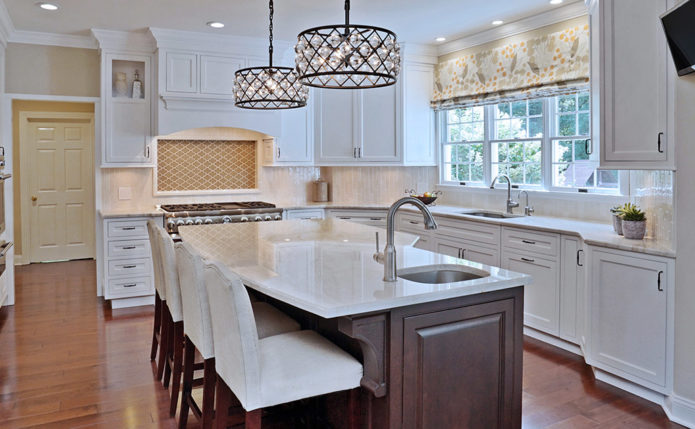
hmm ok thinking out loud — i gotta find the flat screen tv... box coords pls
[661,0,695,76]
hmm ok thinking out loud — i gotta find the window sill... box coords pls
[436,183,628,203]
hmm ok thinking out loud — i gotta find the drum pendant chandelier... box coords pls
[294,0,401,89]
[234,0,308,109]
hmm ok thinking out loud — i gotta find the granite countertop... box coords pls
[178,219,530,318]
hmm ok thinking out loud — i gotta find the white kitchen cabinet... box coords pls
[284,209,325,220]
[326,209,388,228]
[588,0,675,170]
[587,247,673,392]
[357,86,400,162]
[102,54,154,167]
[166,52,197,93]
[502,249,561,336]
[314,89,359,163]
[200,55,244,96]
[402,62,436,165]
[433,235,500,267]
[263,98,314,165]
[559,236,585,345]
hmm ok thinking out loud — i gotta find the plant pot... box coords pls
[612,214,623,235]
[622,220,646,240]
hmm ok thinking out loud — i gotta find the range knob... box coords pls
[223,216,232,223]
[167,219,176,226]
[185,219,194,225]
[176,219,185,226]
[264,215,272,221]
[194,218,203,225]
[204,218,213,224]
[254,216,262,222]
[240,216,249,222]
[274,214,282,220]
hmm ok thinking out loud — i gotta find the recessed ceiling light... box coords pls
[492,20,504,26]
[37,2,59,11]
[550,0,564,4]
[435,37,447,42]
[206,21,225,29]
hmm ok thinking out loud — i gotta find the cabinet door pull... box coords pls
[657,270,664,291]
[461,248,466,258]
[521,257,535,263]
[339,217,352,220]
[145,146,151,159]
[521,239,536,245]
[408,220,419,225]
[122,265,137,269]
[457,248,461,258]
[123,283,138,288]
[370,217,382,221]
[121,227,136,231]
[122,246,137,250]
[584,138,592,155]
[353,148,357,158]
[576,249,584,267]
[277,147,281,159]
[359,147,362,158]
[657,132,664,153]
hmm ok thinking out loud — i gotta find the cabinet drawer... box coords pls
[107,276,153,297]
[285,209,324,220]
[398,213,430,234]
[328,210,388,227]
[435,217,500,247]
[502,227,559,258]
[108,258,151,277]
[107,239,151,259]
[107,219,149,239]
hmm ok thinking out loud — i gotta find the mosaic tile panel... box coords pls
[157,140,257,192]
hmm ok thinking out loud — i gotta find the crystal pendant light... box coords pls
[294,0,401,89]
[234,0,309,109]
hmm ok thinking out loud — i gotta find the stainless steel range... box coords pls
[160,201,282,238]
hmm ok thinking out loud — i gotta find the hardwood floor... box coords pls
[0,260,683,428]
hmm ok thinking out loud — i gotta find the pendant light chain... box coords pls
[268,0,274,67]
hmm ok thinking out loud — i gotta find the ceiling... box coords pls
[3,0,578,45]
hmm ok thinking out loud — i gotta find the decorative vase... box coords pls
[622,220,646,240]
[612,214,623,235]
[114,72,128,97]
[132,70,143,99]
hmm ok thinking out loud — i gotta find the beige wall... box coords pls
[674,74,695,407]
[5,43,99,97]
[12,100,95,256]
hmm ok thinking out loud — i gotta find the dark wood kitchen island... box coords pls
[179,219,529,429]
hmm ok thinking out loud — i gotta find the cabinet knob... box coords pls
[31,196,37,202]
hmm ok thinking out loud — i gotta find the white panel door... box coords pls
[27,117,95,262]
[277,99,313,163]
[502,250,560,335]
[166,52,197,93]
[358,86,399,162]
[200,55,245,96]
[596,0,671,168]
[315,89,358,163]
[589,248,670,389]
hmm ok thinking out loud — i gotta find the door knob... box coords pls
[31,196,37,202]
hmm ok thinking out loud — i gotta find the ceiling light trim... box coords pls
[437,0,588,57]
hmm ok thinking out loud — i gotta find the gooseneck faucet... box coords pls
[490,174,519,214]
[380,197,437,282]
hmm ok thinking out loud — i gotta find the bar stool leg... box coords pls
[245,409,262,429]
[348,388,361,429]
[215,379,232,429]
[157,304,171,382]
[202,359,216,429]
[178,335,196,429]
[150,291,162,361]
[170,321,184,416]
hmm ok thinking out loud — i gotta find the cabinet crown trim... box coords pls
[150,27,293,56]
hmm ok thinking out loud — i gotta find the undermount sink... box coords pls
[398,265,489,284]
[462,210,524,219]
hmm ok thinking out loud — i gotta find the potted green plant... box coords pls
[620,203,647,240]
[610,205,624,235]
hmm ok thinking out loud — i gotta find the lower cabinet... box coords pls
[326,209,388,228]
[502,250,560,336]
[433,235,500,267]
[559,236,585,345]
[587,246,673,392]
[284,209,324,220]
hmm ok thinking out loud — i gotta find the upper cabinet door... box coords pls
[315,89,359,163]
[402,63,436,165]
[357,86,400,162]
[166,53,197,93]
[592,0,674,169]
[200,55,245,96]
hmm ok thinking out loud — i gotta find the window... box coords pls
[440,91,622,194]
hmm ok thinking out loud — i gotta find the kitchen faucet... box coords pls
[518,190,534,216]
[490,175,519,214]
[378,197,437,282]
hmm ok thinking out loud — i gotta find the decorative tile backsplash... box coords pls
[156,139,257,192]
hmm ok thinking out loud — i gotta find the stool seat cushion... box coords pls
[252,302,301,340]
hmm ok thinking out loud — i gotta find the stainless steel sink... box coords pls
[462,210,524,219]
[398,265,489,284]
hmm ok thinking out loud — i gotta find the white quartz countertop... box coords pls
[99,208,164,218]
[179,219,530,318]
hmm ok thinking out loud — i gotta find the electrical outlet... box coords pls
[118,187,132,200]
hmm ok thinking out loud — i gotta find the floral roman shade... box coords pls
[432,22,590,110]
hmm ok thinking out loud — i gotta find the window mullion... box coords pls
[484,104,492,186]
[542,97,552,190]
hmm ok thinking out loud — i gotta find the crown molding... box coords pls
[149,27,292,57]
[401,42,438,65]
[437,0,588,57]
[9,30,97,49]
[0,0,15,48]
[91,28,155,53]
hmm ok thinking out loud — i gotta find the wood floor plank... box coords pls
[0,260,683,429]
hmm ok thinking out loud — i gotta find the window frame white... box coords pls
[438,94,629,195]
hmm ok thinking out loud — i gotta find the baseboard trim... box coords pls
[110,295,154,309]
[523,326,583,356]
[665,394,695,428]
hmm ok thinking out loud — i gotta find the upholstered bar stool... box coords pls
[147,220,168,382]
[204,261,364,429]
[175,241,302,429]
